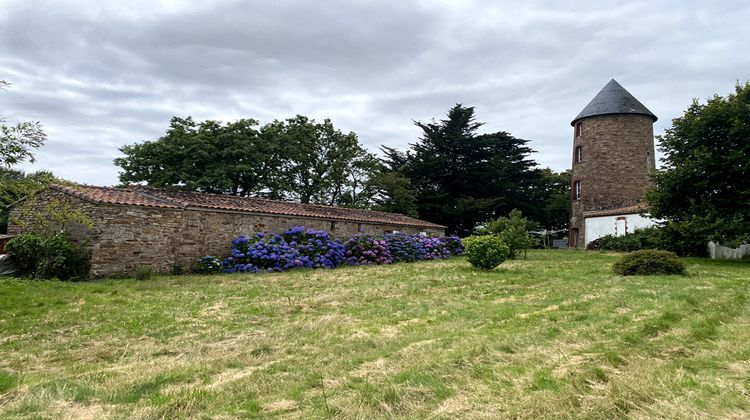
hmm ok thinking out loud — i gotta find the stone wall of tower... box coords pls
[569,114,656,247]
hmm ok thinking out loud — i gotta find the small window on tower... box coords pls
[575,146,583,163]
[575,122,583,137]
[574,181,581,200]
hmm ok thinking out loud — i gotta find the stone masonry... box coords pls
[569,114,656,247]
[9,188,445,277]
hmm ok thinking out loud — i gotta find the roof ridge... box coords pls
[67,184,445,228]
[133,190,186,208]
[51,183,183,209]
[136,186,424,221]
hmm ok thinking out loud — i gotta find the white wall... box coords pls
[584,213,657,245]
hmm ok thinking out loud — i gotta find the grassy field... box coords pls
[0,250,749,419]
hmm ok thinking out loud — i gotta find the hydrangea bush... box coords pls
[415,235,452,260]
[280,226,346,268]
[343,235,393,265]
[217,226,463,275]
[194,256,222,274]
[442,235,464,256]
[384,233,421,262]
[222,227,345,273]
[382,233,461,262]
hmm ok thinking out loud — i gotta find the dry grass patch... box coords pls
[1,251,748,418]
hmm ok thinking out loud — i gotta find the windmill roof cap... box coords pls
[571,79,657,125]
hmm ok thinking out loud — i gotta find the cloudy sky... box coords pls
[2,0,749,186]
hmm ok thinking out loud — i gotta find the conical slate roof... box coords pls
[571,79,657,125]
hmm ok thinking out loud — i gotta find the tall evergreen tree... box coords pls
[380,104,542,235]
[370,146,418,217]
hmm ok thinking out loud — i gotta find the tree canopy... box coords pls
[115,115,376,207]
[0,80,47,167]
[116,107,570,231]
[375,104,564,235]
[647,82,750,251]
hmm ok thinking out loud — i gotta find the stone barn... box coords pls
[9,184,445,277]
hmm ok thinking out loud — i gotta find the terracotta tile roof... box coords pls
[583,203,647,218]
[51,184,181,208]
[51,184,445,229]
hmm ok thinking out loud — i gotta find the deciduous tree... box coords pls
[115,115,378,208]
[647,82,750,253]
[116,117,279,196]
[0,80,47,167]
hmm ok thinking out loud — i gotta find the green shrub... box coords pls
[134,267,152,281]
[591,226,665,252]
[6,195,93,280]
[171,264,184,276]
[194,256,222,274]
[476,209,533,259]
[463,235,509,270]
[5,232,90,280]
[592,223,720,257]
[4,233,43,274]
[34,233,90,280]
[612,250,686,276]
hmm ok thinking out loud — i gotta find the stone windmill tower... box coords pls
[569,79,658,248]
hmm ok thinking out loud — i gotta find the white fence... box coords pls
[707,241,750,260]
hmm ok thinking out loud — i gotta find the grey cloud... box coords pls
[2,0,749,185]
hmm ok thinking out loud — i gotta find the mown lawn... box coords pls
[0,250,749,419]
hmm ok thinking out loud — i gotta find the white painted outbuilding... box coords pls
[583,205,659,246]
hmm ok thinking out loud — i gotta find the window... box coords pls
[575,122,583,137]
[357,223,362,232]
[615,217,628,236]
[574,181,581,200]
[575,146,582,163]
[330,221,336,231]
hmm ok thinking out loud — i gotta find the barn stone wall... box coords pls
[569,114,655,247]
[9,189,444,277]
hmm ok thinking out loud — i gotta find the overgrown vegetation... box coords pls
[612,250,686,276]
[476,209,534,259]
[0,169,61,233]
[115,116,376,207]
[590,223,729,257]
[5,197,92,280]
[589,226,664,252]
[1,251,748,418]
[133,267,152,281]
